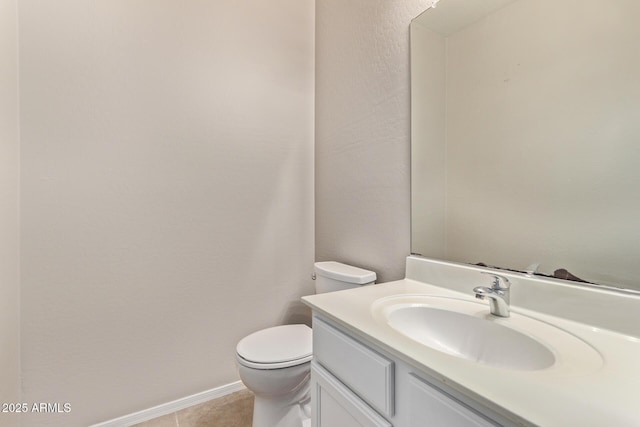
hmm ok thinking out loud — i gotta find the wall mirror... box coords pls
[411,0,640,291]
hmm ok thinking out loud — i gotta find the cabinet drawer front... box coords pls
[409,374,499,427]
[313,317,394,416]
[312,361,392,427]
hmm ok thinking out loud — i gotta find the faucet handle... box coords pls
[480,271,511,290]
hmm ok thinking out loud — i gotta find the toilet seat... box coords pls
[236,324,312,370]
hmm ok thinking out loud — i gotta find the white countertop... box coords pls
[302,258,640,427]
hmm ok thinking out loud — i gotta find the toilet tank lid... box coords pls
[314,261,376,285]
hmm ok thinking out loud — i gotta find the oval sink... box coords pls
[386,304,554,370]
[372,295,602,372]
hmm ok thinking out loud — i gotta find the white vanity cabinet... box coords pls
[311,315,516,427]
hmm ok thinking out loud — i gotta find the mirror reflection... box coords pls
[411,0,640,290]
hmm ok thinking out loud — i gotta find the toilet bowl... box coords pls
[236,262,376,427]
[236,324,312,427]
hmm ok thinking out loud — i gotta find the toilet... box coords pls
[236,261,376,427]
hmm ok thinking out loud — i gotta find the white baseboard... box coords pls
[90,381,246,427]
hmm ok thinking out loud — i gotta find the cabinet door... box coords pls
[311,361,392,427]
[409,374,499,427]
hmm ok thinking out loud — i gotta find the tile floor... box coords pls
[132,389,253,427]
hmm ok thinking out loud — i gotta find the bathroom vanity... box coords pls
[310,315,517,426]
[302,256,640,426]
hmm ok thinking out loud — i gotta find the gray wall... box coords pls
[0,0,21,425]
[315,0,429,282]
[18,1,314,425]
[0,0,21,426]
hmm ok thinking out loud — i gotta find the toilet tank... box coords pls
[314,261,376,294]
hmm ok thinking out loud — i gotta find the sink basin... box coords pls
[372,295,602,372]
[384,303,554,370]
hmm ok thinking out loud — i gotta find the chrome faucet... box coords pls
[473,272,511,317]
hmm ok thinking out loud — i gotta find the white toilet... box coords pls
[236,261,376,427]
